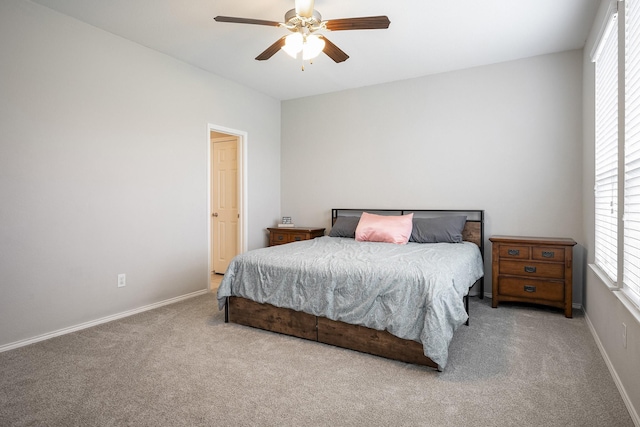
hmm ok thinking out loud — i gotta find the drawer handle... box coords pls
[277,235,284,240]
[524,266,537,273]
[524,285,536,293]
[542,251,555,258]
[508,249,520,256]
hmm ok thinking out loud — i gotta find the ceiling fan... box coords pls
[214,0,390,68]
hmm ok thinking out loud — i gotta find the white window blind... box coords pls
[624,0,640,305]
[594,10,619,283]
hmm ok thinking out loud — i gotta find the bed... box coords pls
[217,209,485,370]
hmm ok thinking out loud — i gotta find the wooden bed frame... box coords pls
[224,209,484,369]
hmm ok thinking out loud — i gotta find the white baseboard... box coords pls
[584,311,640,427]
[0,289,209,354]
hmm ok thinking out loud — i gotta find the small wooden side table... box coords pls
[490,235,576,318]
[267,227,325,247]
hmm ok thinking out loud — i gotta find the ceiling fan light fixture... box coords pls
[282,32,304,58]
[302,34,325,60]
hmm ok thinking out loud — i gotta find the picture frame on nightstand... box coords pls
[278,216,294,228]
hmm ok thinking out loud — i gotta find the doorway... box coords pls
[208,125,247,290]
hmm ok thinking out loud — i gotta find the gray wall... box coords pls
[2,0,636,420]
[581,0,640,421]
[281,50,585,300]
[0,0,281,347]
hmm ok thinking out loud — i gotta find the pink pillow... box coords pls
[355,212,414,245]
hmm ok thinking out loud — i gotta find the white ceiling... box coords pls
[31,0,600,100]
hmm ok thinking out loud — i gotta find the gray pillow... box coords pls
[410,216,467,243]
[328,216,361,238]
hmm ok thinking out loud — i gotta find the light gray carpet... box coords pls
[0,294,633,426]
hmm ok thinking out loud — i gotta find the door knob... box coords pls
[212,213,219,217]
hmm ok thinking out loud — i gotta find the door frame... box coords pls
[207,123,247,287]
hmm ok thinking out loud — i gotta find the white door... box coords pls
[212,137,239,273]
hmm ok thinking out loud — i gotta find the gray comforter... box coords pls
[217,236,484,369]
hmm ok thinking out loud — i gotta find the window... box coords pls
[593,0,640,309]
[624,0,640,306]
[593,4,619,283]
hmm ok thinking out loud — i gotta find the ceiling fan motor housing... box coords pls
[284,8,323,34]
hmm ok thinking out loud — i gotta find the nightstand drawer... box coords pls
[498,277,564,302]
[270,231,291,245]
[499,260,564,279]
[287,232,308,242]
[499,245,530,259]
[532,246,565,262]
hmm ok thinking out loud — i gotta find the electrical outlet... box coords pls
[623,323,627,349]
[117,273,126,288]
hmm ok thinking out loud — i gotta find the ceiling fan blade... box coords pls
[295,0,315,18]
[325,16,390,31]
[255,37,287,61]
[214,16,281,27]
[320,36,349,63]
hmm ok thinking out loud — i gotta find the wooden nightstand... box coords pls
[267,227,325,246]
[490,235,576,318]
